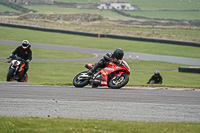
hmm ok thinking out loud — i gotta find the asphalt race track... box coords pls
[1,39,200,66]
[0,81,200,122]
[1,39,200,122]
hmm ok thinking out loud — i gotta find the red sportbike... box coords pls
[73,60,130,89]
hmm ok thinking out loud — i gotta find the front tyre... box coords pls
[73,71,89,87]
[109,73,129,89]
[7,69,14,82]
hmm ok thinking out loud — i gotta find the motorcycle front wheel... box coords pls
[109,73,129,89]
[7,69,14,82]
[73,71,89,87]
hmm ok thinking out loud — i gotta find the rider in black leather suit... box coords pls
[87,48,124,75]
[10,40,32,77]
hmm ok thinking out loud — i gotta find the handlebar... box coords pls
[7,58,11,63]
[7,56,25,63]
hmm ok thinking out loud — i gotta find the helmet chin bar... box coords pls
[22,46,28,49]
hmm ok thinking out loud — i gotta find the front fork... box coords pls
[113,71,124,79]
[112,72,126,82]
[9,66,18,78]
[14,67,18,75]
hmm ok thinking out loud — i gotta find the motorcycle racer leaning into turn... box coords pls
[87,48,124,76]
[9,40,32,78]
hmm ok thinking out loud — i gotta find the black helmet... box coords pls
[154,70,160,75]
[113,48,124,60]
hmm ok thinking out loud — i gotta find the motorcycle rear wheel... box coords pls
[73,71,89,87]
[7,69,14,82]
[109,73,129,89]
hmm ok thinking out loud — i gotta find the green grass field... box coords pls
[22,6,136,21]
[23,5,200,21]
[0,44,94,59]
[1,116,200,133]
[0,26,199,88]
[1,26,200,59]
[4,17,199,41]
[55,0,100,3]
[131,0,200,10]
[1,0,200,42]
[1,60,200,88]
[54,0,200,10]
[1,1,200,131]
[0,4,21,13]
[1,0,199,22]
[125,11,200,20]
[2,0,199,13]
[7,3,200,42]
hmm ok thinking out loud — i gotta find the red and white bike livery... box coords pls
[73,60,130,89]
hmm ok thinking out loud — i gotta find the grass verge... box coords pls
[1,61,199,88]
[1,116,200,133]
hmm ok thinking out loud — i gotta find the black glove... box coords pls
[112,59,120,64]
[26,59,30,63]
[9,54,14,58]
[16,56,22,60]
[115,60,120,64]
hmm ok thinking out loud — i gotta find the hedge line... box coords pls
[0,0,36,13]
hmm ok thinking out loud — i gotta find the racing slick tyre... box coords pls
[73,71,89,87]
[7,69,14,82]
[109,73,129,89]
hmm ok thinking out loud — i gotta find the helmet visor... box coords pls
[22,43,28,48]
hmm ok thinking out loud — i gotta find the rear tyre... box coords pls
[73,71,89,87]
[109,73,129,89]
[7,69,14,82]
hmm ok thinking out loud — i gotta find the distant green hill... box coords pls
[52,0,200,21]
[0,4,21,13]
[1,0,199,13]
[131,0,200,10]
[54,0,200,10]
[0,0,35,13]
[54,0,100,3]
[1,0,200,26]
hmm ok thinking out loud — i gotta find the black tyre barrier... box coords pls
[179,67,200,74]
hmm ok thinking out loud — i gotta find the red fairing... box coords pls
[99,61,130,85]
[106,61,130,75]
[121,60,130,75]
[73,60,131,88]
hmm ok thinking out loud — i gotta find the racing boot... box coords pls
[87,63,98,76]
[22,67,28,80]
[92,85,98,88]
[87,68,94,76]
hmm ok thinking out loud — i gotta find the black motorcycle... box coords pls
[7,56,28,82]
